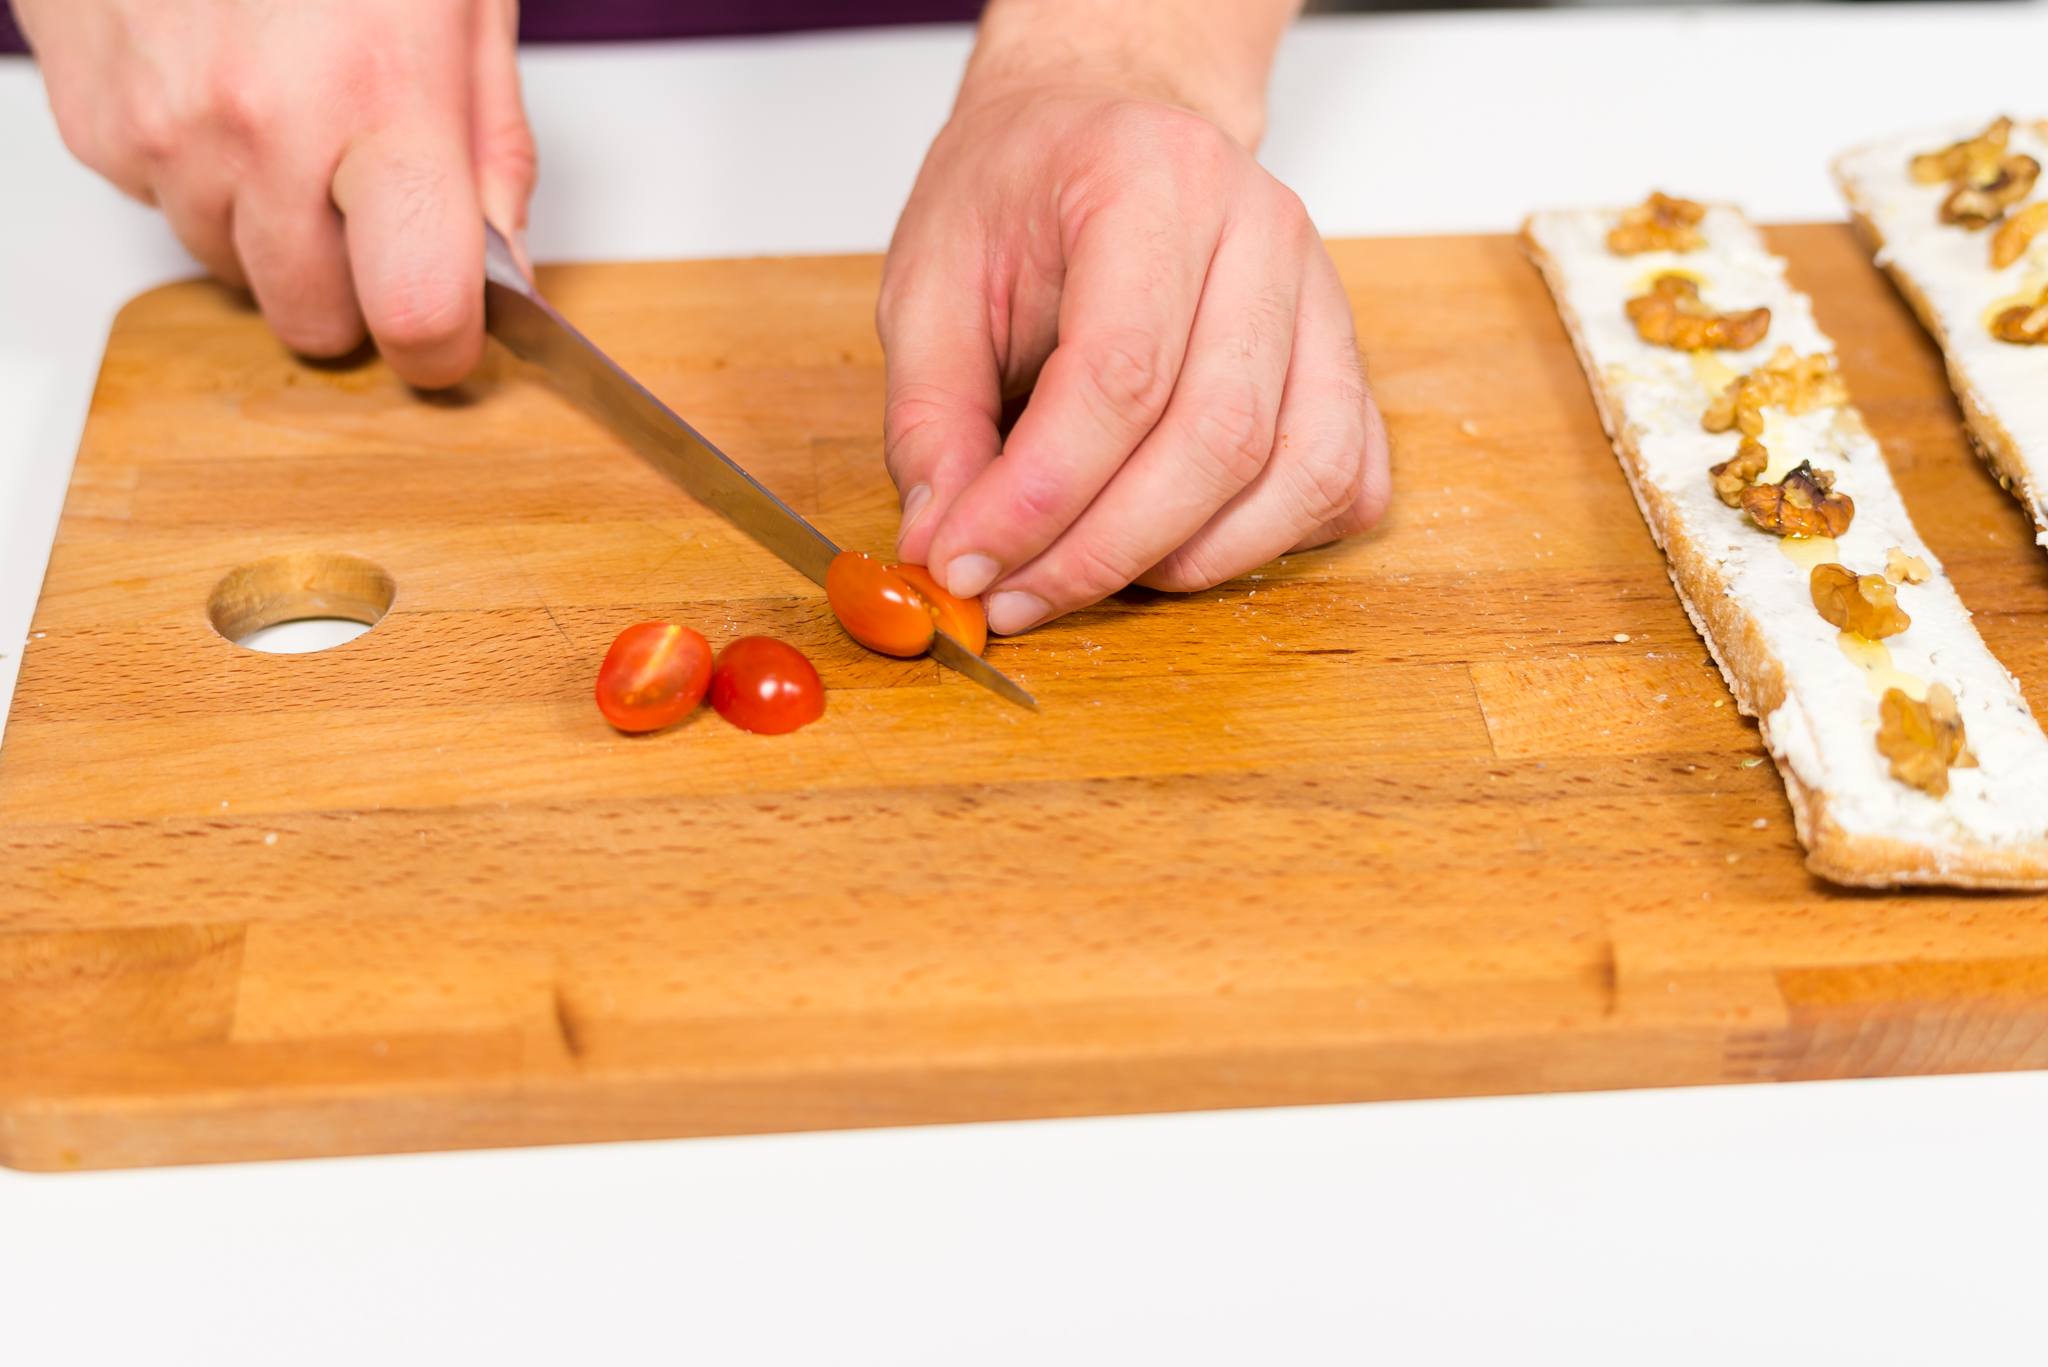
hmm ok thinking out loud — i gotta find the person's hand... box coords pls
[16,0,533,388]
[879,0,1389,637]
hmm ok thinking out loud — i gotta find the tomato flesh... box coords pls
[826,551,936,656]
[889,562,987,655]
[710,636,826,734]
[595,622,713,732]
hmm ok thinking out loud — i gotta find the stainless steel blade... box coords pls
[930,630,1037,710]
[482,224,837,585]
[480,224,1036,710]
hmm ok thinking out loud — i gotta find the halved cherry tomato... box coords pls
[889,562,987,655]
[826,550,935,656]
[595,622,712,732]
[709,636,826,734]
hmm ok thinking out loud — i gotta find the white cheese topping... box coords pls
[1836,118,2048,543]
[1526,206,2048,854]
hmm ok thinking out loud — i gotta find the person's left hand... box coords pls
[878,3,1389,638]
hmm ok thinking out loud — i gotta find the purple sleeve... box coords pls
[0,2,984,55]
[518,0,984,43]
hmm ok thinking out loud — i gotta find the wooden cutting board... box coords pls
[4,226,2046,1172]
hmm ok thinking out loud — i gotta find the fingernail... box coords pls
[895,484,933,555]
[943,553,1001,599]
[986,590,1048,636]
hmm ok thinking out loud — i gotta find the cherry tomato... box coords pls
[889,562,987,655]
[595,622,712,732]
[826,550,935,656]
[710,636,826,734]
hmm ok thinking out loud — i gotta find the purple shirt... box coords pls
[1,3,985,57]
[518,0,983,42]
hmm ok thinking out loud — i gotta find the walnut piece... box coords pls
[1990,285,2048,345]
[1910,117,2012,185]
[1740,460,1855,538]
[1709,436,1769,507]
[1942,156,2041,230]
[1990,202,2048,270]
[1625,275,1771,351]
[1608,193,1708,255]
[1701,346,1850,436]
[1885,547,1932,585]
[1811,563,1912,639]
[1911,118,2040,231]
[1878,684,1977,798]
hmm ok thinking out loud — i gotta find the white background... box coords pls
[4,7,2048,1361]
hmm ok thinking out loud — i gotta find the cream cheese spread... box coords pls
[1836,119,2048,544]
[1526,206,2048,863]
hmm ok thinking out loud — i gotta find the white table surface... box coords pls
[5,6,2048,1360]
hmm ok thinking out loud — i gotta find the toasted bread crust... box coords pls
[1523,222,2048,889]
[1833,153,2048,548]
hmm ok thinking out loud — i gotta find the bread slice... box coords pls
[1834,118,2048,547]
[1523,204,2048,888]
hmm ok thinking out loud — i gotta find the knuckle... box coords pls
[333,48,416,122]
[369,273,472,354]
[211,78,272,146]
[1346,479,1390,536]
[273,310,366,359]
[881,382,1000,490]
[1046,535,1146,608]
[1183,387,1271,491]
[124,98,181,166]
[1351,452,1393,533]
[880,403,946,484]
[1131,104,1234,170]
[874,277,906,338]
[1322,499,1381,544]
[1294,437,1368,524]
[1078,330,1176,427]
[882,383,975,449]
[482,126,539,194]
[881,392,939,449]
[1146,544,1233,595]
[1265,181,1314,236]
[1004,464,1070,528]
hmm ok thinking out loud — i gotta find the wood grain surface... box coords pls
[4,225,2046,1172]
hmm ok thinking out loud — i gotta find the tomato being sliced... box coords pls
[826,551,936,656]
[889,562,987,655]
[710,636,826,734]
[595,622,713,732]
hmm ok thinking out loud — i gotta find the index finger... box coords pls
[918,178,1220,599]
[332,112,484,390]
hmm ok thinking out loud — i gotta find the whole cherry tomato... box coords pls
[710,636,826,734]
[595,622,713,733]
[826,551,935,656]
[889,563,987,655]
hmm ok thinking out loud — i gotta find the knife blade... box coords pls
[481,223,1036,711]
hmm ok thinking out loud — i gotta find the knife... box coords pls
[480,223,1035,710]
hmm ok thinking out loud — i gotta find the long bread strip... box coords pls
[1835,118,2048,547]
[1524,205,2048,888]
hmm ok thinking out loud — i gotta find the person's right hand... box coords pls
[15,0,533,388]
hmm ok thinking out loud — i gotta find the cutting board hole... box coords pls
[208,553,395,653]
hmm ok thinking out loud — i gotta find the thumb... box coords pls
[471,0,537,274]
[876,235,1004,565]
